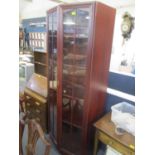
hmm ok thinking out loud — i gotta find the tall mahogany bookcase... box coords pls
[47,2,116,155]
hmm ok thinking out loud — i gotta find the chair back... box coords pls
[27,119,51,155]
[20,119,51,155]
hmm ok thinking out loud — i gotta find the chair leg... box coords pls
[19,123,23,155]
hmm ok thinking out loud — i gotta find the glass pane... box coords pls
[61,123,82,155]
[61,7,91,154]
[48,11,58,140]
[62,97,72,123]
[74,7,90,131]
[76,8,90,36]
[63,9,76,36]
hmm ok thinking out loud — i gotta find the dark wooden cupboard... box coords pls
[47,2,116,155]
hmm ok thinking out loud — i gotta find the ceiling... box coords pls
[21,0,135,8]
[49,0,135,8]
[19,0,134,20]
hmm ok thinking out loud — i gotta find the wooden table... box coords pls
[93,112,135,155]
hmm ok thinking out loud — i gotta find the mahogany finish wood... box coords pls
[47,2,116,155]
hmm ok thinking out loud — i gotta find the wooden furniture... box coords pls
[19,93,26,155]
[29,31,47,76]
[47,2,116,155]
[19,28,24,50]
[24,73,48,132]
[20,119,51,155]
[19,93,25,113]
[19,112,26,155]
[93,113,135,155]
[34,51,47,77]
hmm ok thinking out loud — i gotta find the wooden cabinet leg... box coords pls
[93,130,99,155]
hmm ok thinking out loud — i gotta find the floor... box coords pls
[22,124,106,155]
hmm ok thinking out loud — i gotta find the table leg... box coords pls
[93,130,99,155]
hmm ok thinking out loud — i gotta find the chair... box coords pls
[19,94,25,113]
[19,95,26,155]
[20,118,52,155]
[19,112,26,155]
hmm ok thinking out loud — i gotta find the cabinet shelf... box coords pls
[63,53,86,61]
[64,35,88,39]
[63,63,86,69]
[34,51,47,77]
[62,120,82,129]
[34,61,47,66]
[63,94,84,102]
[63,71,86,76]
[62,80,85,88]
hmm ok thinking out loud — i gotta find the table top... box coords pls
[94,112,135,150]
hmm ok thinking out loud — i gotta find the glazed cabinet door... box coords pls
[61,6,92,154]
[48,10,58,142]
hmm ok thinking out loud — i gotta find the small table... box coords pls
[93,112,135,155]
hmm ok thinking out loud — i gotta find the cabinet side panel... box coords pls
[88,3,116,124]
[82,3,116,153]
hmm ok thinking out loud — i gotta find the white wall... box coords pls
[110,6,135,73]
[20,0,58,20]
[20,0,135,20]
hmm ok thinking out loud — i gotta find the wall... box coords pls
[110,6,135,73]
[20,0,58,20]
[103,5,135,116]
[105,72,135,114]
[22,17,46,32]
